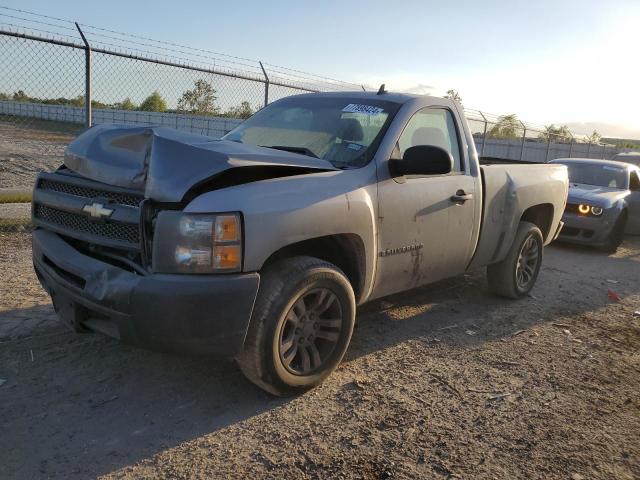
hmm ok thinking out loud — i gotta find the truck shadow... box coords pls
[1,237,638,478]
[0,310,286,479]
[348,236,640,358]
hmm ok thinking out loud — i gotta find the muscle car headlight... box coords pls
[578,204,590,215]
[152,211,242,273]
[590,206,603,216]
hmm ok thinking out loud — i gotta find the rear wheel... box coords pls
[237,256,356,396]
[487,221,544,299]
[602,211,627,254]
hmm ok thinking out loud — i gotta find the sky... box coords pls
[3,0,640,138]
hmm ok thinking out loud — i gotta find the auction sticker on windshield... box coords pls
[342,104,384,116]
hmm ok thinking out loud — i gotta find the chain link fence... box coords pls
[0,7,631,190]
[0,8,361,188]
[464,110,621,163]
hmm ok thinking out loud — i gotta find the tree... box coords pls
[488,114,520,139]
[0,92,9,100]
[226,101,253,119]
[177,79,219,115]
[445,89,462,104]
[91,99,108,109]
[586,130,601,144]
[539,124,571,143]
[117,97,137,110]
[139,91,167,112]
[70,95,85,107]
[12,90,29,102]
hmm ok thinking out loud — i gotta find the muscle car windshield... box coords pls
[565,163,628,189]
[223,97,399,168]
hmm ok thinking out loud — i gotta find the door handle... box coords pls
[450,190,473,203]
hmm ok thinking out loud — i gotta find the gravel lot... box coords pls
[0,122,71,190]
[1,231,639,479]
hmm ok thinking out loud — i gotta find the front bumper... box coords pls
[556,211,616,246]
[32,229,260,356]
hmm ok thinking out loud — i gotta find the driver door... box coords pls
[371,106,478,299]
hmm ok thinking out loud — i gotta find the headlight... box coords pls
[590,206,603,216]
[577,204,603,216]
[577,204,590,214]
[152,211,242,273]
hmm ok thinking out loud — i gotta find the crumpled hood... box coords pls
[567,183,628,208]
[64,124,337,202]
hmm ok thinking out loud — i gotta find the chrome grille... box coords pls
[34,205,140,244]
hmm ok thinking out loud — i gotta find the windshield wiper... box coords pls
[260,145,318,158]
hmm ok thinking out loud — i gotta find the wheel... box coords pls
[487,221,543,299]
[602,211,627,254]
[236,256,356,396]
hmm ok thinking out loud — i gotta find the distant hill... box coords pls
[563,122,640,141]
[601,138,640,149]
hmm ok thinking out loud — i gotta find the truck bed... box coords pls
[480,157,546,165]
[468,163,568,269]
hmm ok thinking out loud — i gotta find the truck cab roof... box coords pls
[291,90,442,105]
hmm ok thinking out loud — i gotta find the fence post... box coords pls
[601,144,606,159]
[259,61,269,108]
[545,135,551,162]
[568,136,574,158]
[479,111,488,157]
[75,23,92,128]
[518,120,526,161]
[586,142,592,158]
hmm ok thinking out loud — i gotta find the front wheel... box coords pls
[602,211,627,254]
[236,256,356,396]
[487,221,544,299]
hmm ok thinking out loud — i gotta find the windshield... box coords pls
[562,163,628,189]
[223,96,399,168]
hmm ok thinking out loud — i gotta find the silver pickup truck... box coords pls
[31,91,568,395]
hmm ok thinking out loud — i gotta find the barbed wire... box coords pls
[0,5,616,142]
[0,5,356,91]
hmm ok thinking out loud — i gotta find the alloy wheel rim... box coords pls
[278,288,343,375]
[515,235,540,290]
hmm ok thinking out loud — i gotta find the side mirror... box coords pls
[389,145,453,177]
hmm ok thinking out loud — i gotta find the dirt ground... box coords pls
[0,122,72,189]
[0,232,638,479]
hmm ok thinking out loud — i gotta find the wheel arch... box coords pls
[260,234,367,303]
[520,203,555,243]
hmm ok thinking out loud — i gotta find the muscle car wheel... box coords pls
[487,221,543,299]
[602,211,627,254]
[237,256,355,396]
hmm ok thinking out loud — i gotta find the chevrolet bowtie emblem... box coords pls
[82,202,113,219]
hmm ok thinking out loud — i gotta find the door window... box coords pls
[630,170,640,191]
[398,108,462,172]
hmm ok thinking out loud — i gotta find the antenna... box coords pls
[377,84,386,95]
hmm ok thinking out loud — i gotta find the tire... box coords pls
[602,211,627,254]
[236,256,356,396]
[487,221,544,299]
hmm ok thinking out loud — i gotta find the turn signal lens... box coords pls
[213,245,241,270]
[590,206,603,216]
[578,204,590,214]
[214,215,240,242]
